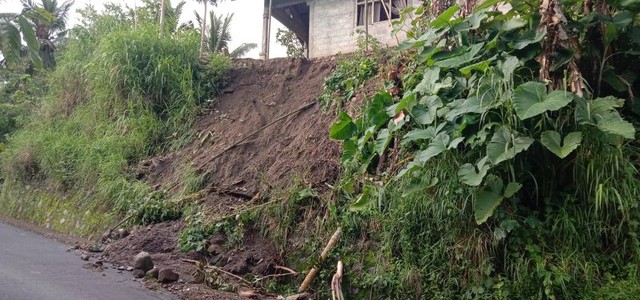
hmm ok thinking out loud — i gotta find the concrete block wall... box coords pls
[307,0,414,58]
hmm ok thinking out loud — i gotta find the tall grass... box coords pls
[0,10,230,234]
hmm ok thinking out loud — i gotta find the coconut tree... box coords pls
[20,0,74,68]
[195,0,218,58]
[196,11,257,58]
[0,13,43,69]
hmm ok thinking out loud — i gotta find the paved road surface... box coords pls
[0,221,176,300]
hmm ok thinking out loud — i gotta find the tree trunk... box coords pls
[430,0,455,16]
[199,1,208,58]
[159,0,166,36]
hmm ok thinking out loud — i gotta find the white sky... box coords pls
[0,0,287,58]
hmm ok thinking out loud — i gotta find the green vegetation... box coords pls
[318,1,640,299]
[0,2,230,234]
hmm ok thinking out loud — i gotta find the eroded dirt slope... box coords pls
[104,57,342,299]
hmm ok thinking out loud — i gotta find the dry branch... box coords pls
[298,227,342,292]
[200,101,317,168]
[331,260,344,300]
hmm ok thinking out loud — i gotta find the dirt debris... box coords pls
[106,57,345,299]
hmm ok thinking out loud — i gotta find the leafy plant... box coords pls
[275,28,305,58]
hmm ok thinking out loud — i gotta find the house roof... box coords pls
[267,0,310,45]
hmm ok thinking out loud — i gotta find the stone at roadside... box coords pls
[133,251,154,272]
[87,243,105,253]
[117,266,126,271]
[126,266,134,272]
[133,269,146,278]
[148,267,159,279]
[80,254,90,261]
[158,268,179,283]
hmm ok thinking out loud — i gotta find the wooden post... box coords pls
[365,0,369,52]
[260,0,273,59]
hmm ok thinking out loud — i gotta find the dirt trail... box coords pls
[104,58,342,299]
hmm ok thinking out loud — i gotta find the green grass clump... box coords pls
[0,10,230,235]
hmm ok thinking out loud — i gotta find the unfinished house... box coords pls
[261,0,415,59]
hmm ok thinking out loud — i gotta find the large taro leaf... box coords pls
[375,128,392,155]
[475,175,504,225]
[414,132,450,163]
[512,82,573,120]
[401,123,445,146]
[474,176,523,224]
[435,43,485,69]
[413,95,443,125]
[415,67,441,95]
[487,127,533,165]
[396,131,451,179]
[540,131,582,159]
[458,156,490,186]
[575,96,636,139]
[329,112,357,140]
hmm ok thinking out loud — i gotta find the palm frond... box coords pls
[230,43,257,58]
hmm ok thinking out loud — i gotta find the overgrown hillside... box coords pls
[2,0,640,300]
[0,6,230,234]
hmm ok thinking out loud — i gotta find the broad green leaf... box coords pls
[500,56,520,81]
[414,132,450,163]
[350,185,376,212]
[414,95,442,125]
[503,182,523,198]
[415,67,441,95]
[512,82,573,120]
[401,123,445,145]
[430,5,460,28]
[357,126,376,150]
[17,16,42,69]
[458,156,490,186]
[540,131,582,159]
[329,112,357,140]
[498,18,527,31]
[387,93,417,115]
[475,177,520,224]
[342,140,357,162]
[460,60,491,75]
[487,127,533,165]
[511,27,546,50]
[367,93,393,128]
[449,137,465,149]
[435,43,485,68]
[403,173,439,197]
[575,97,636,139]
[475,176,504,224]
[375,129,392,155]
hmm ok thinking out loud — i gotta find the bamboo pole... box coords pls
[298,227,342,292]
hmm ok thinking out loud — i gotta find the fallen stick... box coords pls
[101,213,136,241]
[274,265,299,275]
[331,261,344,300]
[298,227,342,292]
[204,264,253,286]
[201,101,317,167]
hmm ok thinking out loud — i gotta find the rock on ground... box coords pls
[158,268,179,283]
[132,251,154,272]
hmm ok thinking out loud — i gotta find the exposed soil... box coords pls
[105,57,345,299]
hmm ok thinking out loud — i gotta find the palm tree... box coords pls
[196,11,257,58]
[195,0,218,58]
[20,0,74,68]
[0,13,43,69]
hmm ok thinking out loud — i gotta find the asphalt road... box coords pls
[0,221,176,300]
